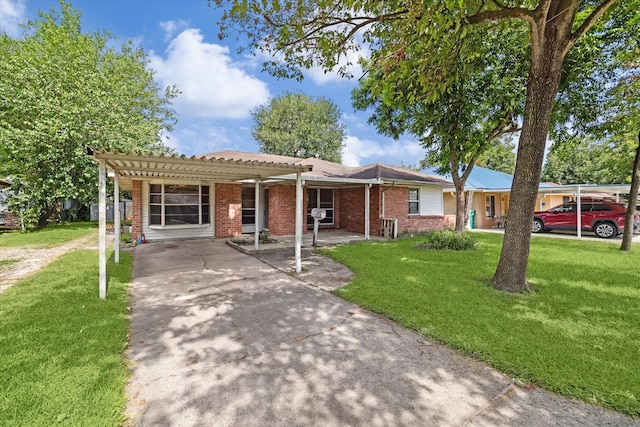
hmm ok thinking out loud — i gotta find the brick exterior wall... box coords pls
[382,186,445,234]
[338,186,380,234]
[0,212,19,229]
[215,183,242,237]
[131,180,142,237]
[267,184,300,235]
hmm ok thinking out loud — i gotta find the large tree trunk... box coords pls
[454,180,466,234]
[490,1,577,292]
[620,132,640,251]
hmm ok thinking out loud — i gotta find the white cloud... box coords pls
[343,135,423,167]
[149,28,270,119]
[159,19,190,42]
[0,0,26,38]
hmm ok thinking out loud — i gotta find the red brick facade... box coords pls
[382,186,445,234]
[130,180,445,239]
[0,212,19,229]
[215,183,242,238]
[131,180,142,238]
[338,186,379,234]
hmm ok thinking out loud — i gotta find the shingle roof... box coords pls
[203,151,451,185]
[349,163,450,184]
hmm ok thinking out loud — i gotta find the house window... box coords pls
[307,188,334,225]
[242,187,256,225]
[408,188,419,215]
[149,184,210,226]
[485,195,496,218]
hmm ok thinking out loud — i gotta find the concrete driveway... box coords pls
[126,239,636,426]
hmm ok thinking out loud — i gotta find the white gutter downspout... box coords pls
[381,182,395,218]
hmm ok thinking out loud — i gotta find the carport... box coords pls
[89,148,312,299]
[537,183,635,237]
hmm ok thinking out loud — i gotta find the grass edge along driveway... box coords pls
[0,248,132,426]
[324,233,640,417]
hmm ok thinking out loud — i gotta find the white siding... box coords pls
[419,186,444,215]
[142,181,215,241]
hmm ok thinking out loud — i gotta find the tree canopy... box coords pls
[542,138,636,184]
[251,92,346,162]
[213,0,639,291]
[352,23,525,232]
[477,140,516,175]
[0,1,178,228]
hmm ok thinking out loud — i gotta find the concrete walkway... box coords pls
[126,239,637,426]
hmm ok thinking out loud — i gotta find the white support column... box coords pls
[577,186,582,238]
[114,172,120,264]
[98,159,107,299]
[254,180,260,250]
[295,172,303,273]
[364,184,371,240]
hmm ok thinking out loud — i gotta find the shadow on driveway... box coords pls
[125,239,636,426]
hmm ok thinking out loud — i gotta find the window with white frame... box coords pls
[149,184,210,226]
[408,188,419,215]
[485,195,496,218]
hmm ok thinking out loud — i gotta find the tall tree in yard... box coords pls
[251,92,346,163]
[352,25,525,234]
[0,1,178,229]
[213,0,638,291]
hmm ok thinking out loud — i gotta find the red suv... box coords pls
[532,201,635,238]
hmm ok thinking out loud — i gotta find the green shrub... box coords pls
[421,229,477,250]
[121,232,132,243]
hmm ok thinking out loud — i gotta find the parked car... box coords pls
[532,201,635,238]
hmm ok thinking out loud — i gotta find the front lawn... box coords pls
[325,233,640,416]
[0,249,132,426]
[0,222,97,248]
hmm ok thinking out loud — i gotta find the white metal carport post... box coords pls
[113,171,120,264]
[254,180,260,250]
[364,183,370,240]
[576,186,582,238]
[295,172,303,273]
[98,159,107,299]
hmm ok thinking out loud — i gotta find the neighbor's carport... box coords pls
[89,149,312,299]
[537,183,634,237]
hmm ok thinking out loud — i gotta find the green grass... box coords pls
[324,233,640,416]
[0,222,98,248]
[0,249,132,426]
[0,259,18,268]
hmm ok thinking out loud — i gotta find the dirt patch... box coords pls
[0,232,102,294]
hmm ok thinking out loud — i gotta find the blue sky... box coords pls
[0,0,426,166]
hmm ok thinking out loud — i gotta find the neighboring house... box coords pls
[93,149,452,242]
[433,166,635,230]
[432,166,557,229]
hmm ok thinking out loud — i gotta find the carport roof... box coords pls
[89,148,313,190]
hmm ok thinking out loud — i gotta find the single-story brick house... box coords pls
[92,149,452,243]
[90,148,452,297]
